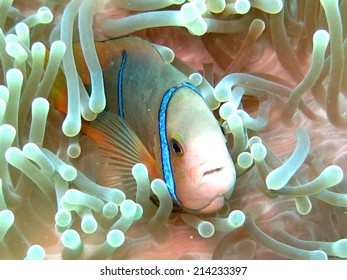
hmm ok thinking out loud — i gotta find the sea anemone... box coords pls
[0,0,346,260]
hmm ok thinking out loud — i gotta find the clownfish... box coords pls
[52,36,236,214]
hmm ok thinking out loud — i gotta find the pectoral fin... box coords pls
[83,111,157,200]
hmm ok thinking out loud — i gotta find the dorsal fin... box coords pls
[72,41,118,86]
[50,36,164,114]
[72,36,164,86]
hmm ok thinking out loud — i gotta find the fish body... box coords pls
[56,37,237,214]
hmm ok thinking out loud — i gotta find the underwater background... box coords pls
[0,0,346,260]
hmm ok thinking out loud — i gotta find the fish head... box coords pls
[167,91,236,214]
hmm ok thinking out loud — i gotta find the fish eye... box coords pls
[171,139,183,155]
[170,133,184,156]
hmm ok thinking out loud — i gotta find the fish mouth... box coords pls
[198,163,236,199]
[181,162,236,214]
[202,167,224,176]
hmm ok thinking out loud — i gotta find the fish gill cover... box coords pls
[0,0,346,260]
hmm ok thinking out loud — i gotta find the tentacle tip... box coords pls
[132,163,149,179]
[198,221,215,238]
[61,229,81,249]
[62,116,81,137]
[332,239,347,258]
[106,229,125,248]
[235,0,251,14]
[37,6,54,24]
[25,245,46,260]
[55,210,72,228]
[81,216,98,234]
